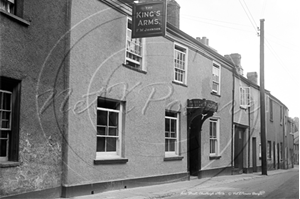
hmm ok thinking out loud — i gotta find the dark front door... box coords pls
[189,119,202,176]
[252,137,257,172]
[234,126,245,173]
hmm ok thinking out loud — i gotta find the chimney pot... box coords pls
[247,72,258,85]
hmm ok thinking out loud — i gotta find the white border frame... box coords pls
[125,17,145,71]
[173,42,188,85]
[209,117,220,156]
[212,61,221,95]
[165,112,180,157]
[96,104,123,160]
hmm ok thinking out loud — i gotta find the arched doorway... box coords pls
[187,99,218,177]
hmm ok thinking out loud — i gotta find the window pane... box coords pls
[165,118,170,132]
[108,127,117,136]
[96,137,105,152]
[210,140,215,153]
[109,112,118,126]
[97,127,106,135]
[212,82,218,91]
[212,123,216,137]
[165,139,168,151]
[2,93,11,110]
[171,119,176,132]
[0,139,8,157]
[1,111,11,129]
[0,92,2,109]
[106,137,117,151]
[169,139,175,151]
[97,110,107,125]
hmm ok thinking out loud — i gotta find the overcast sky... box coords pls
[175,0,300,119]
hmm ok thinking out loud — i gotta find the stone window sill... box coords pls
[240,105,250,110]
[172,81,187,87]
[0,161,21,168]
[94,158,128,165]
[164,156,184,161]
[0,10,30,26]
[211,91,221,97]
[209,155,221,160]
[123,64,147,74]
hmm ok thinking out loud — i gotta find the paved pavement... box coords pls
[71,166,298,199]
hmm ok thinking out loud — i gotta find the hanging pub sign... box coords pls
[132,0,166,38]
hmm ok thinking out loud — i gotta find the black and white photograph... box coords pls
[0,0,299,198]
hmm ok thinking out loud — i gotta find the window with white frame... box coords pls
[0,0,15,14]
[0,77,21,163]
[265,95,269,112]
[280,106,283,125]
[212,63,221,94]
[165,111,179,157]
[174,44,187,84]
[269,98,273,122]
[96,98,123,159]
[125,18,143,69]
[0,90,12,161]
[240,87,250,108]
[209,118,220,156]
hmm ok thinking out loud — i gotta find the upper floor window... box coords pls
[212,62,221,95]
[125,18,143,70]
[240,87,250,108]
[0,0,15,14]
[269,98,273,122]
[165,111,179,157]
[280,106,283,125]
[209,118,220,156]
[174,44,187,84]
[96,98,124,159]
[0,77,21,163]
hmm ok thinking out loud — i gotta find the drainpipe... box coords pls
[231,68,235,174]
[248,98,251,172]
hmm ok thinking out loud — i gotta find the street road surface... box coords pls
[165,168,299,199]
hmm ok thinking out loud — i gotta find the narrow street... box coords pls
[166,167,299,199]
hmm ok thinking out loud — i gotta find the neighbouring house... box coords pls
[0,0,69,198]
[294,133,299,165]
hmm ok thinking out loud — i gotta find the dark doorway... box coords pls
[252,137,257,172]
[187,99,218,177]
[234,126,245,173]
[189,118,202,176]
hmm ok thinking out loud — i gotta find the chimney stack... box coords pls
[224,53,244,75]
[247,72,258,85]
[138,0,180,28]
[196,36,209,46]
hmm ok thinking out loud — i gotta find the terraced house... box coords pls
[0,0,296,198]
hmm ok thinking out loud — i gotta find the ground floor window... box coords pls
[0,76,21,162]
[209,118,220,156]
[165,111,179,157]
[96,98,123,159]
